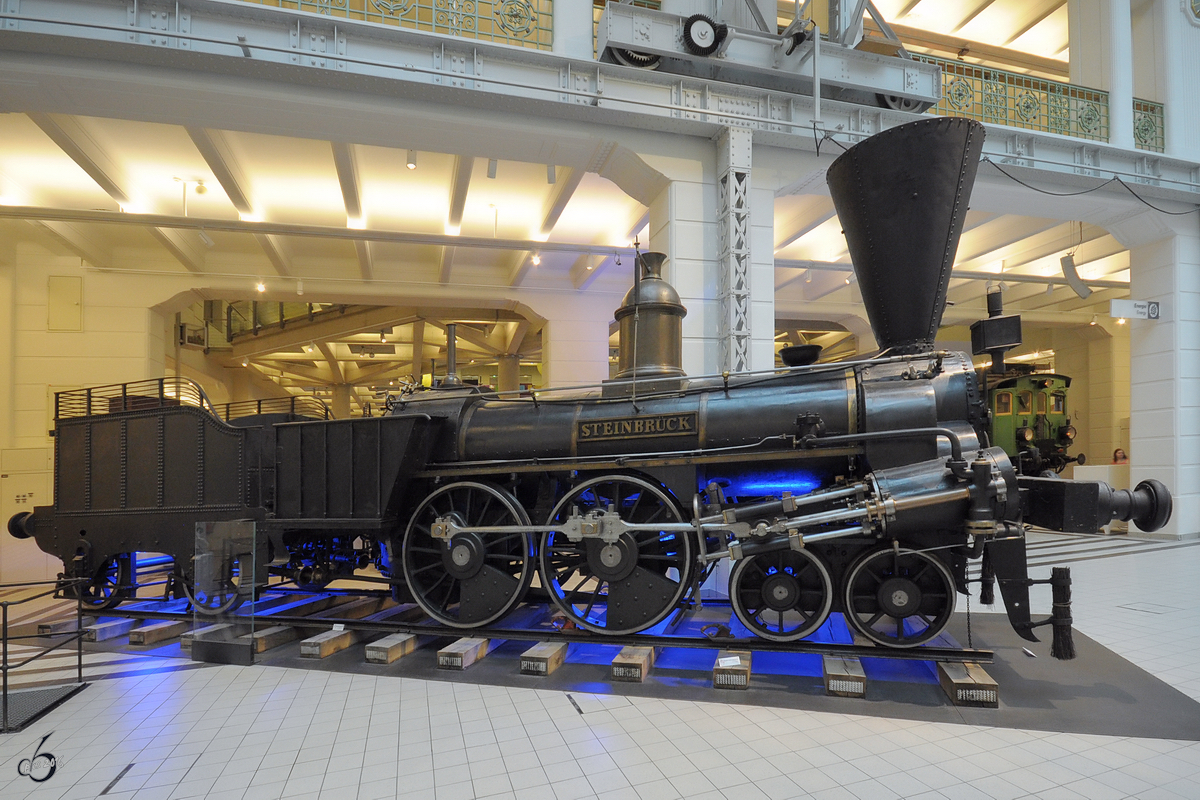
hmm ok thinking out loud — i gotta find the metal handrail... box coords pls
[1,578,87,732]
[54,378,219,421]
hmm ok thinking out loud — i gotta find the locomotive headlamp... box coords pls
[1061,426,1077,440]
[1018,427,1034,442]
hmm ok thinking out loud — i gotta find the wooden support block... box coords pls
[938,661,999,708]
[712,650,752,690]
[437,637,490,670]
[520,642,567,676]
[239,625,298,653]
[255,594,341,619]
[181,623,236,651]
[363,603,425,623]
[823,655,867,697]
[85,617,137,642]
[38,616,96,636]
[305,596,385,622]
[129,620,189,645]
[365,632,419,664]
[611,646,655,682]
[300,628,361,659]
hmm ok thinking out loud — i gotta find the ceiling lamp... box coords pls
[380,330,388,342]
[1117,318,1127,325]
[531,253,541,266]
[1089,314,1097,326]
[406,149,417,170]
[487,158,498,179]
[255,280,266,293]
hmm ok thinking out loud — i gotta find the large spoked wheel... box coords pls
[877,94,933,113]
[78,556,131,611]
[402,482,534,628]
[540,475,692,635]
[730,548,833,642]
[842,547,955,648]
[182,559,244,616]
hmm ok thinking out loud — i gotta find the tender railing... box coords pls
[232,0,553,50]
[1,579,85,732]
[218,396,332,421]
[54,378,219,421]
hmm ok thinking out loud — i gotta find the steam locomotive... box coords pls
[8,118,1172,658]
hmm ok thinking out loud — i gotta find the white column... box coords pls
[1152,0,1200,162]
[1107,0,1135,149]
[649,177,720,377]
[535,296,611,388]
[497,354,521,392]
[1128,222,1200,539]
[331,384,352,419]
[551,2,595,59]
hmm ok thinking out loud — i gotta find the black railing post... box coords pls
[76,588,83,684]
[86,387,93,416]
[2,602,9,732]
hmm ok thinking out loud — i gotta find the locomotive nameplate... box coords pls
[578,412,697,442]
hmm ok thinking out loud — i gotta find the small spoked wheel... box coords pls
[842,546,955,647]
[877,94,932,113]
[182,557,243,616]
[78,556,130,611]
[540,475,692,635]
[402,482,535,628]
[729,548,833,641]
[682,14,724,56]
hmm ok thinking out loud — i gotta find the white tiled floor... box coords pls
[3,533,1200,800]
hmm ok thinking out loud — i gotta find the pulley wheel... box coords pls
[402,482,534,628]
[729,547,833,642]
[539,475,692,635]
[842,547,955,647]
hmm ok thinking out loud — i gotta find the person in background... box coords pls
[1113,448,1129,464]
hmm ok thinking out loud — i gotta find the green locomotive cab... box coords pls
[989,374,1084,476]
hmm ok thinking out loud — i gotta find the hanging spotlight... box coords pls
[380,330,388,342]
[198,230,215,248]
[406,149,417,170]
[547,164,556,184]
[1089,314,1097,326]
[531,253,541,266]
[1117,318,1127,325]
[241,359,249,367]
[255,280,266,293]
[1046,282,1054,295]
[487,158,498,179]
[195,180,207,195]
[296,279,304,296]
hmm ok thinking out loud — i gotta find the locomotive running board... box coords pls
[99,604,993,665]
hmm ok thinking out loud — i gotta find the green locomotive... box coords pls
[989,373,1085,475]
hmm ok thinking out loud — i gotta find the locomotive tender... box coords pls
[8,118,1172,658]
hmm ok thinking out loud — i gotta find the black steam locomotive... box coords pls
[8,118,1172,657]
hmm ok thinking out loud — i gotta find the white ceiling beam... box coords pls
[439,245,455,284]
[447,155,473,231]
[231,308,426,357]
[951,0,997,33]
[1003,0,1066,46]
[895,0,925,20]
[570,254,607,290]
[187,126,290,276]
[505,320,529,355]
[330,142,364,222]
[33,220,111,267]
[954,217,1063,269]
[32,112,207,273]
[424,319,503,355]
[0,205,637,259]
[354,240,374,282]
[539,167,584,236]
[774,196,836,251]
[508,250,534,287]
[315,341,344,383]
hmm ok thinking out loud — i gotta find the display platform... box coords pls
[212,611,1200,742]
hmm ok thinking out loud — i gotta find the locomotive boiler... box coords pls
[8,117,1172,658]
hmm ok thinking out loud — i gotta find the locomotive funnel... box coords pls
[614,252,687,380]
[826,117,985,353]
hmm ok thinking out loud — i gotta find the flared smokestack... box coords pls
[826,117,985,353]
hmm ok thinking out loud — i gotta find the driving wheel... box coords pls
[729,548,833,641]
[842,546,955,647]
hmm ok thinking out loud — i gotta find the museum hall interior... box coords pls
[1,1,1199,799]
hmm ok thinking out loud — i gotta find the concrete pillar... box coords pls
[1128,223,1200,539]
[1150,0,1200,161]
[497,354,521,392]
[552,2,595,59]
[0,261,13,451]
[332,384,352,419]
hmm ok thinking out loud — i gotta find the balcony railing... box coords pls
[918,55,1165,153]
[234,0,553,50]
[1133,98,1165,153]
[916,55,1109,143]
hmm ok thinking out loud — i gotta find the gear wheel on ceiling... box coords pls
[610,48,662,70]
[682,14,726,57]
